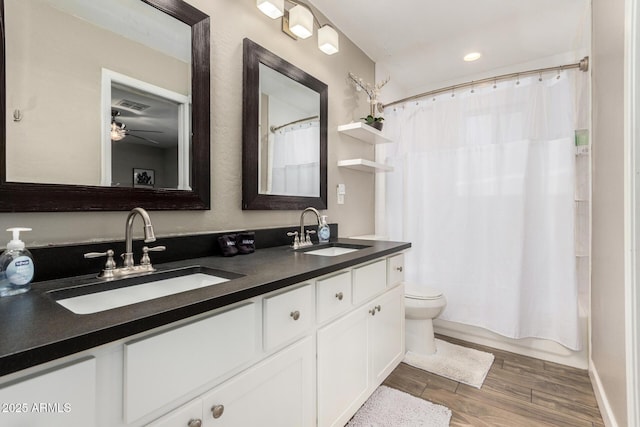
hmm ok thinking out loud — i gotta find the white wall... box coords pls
[591,0,628,424]
[0,0,377,246]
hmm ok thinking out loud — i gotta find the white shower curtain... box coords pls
[382,73,584,350]
[269,122,320,197]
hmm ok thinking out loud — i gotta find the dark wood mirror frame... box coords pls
[0,0,210,212]
[242,38,327,210]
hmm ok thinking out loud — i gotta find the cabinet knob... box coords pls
[211,405,225,419]
[376,305,382,312]
[335,292,344,301]
[396,266,403,272]
[188,419,202,427]
[369,308,376,316]
[290,310,300,321]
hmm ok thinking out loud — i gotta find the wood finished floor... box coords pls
[382,335,604,427]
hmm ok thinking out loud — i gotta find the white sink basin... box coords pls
[303,247,360,256]
[54,271,232,315]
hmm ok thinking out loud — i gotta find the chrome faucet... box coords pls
[84,207,165,279]
[123,207,156,268]
[288,207,321,249]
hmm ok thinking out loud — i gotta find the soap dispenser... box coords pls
[318,215,330,243]
[0,227,35,297]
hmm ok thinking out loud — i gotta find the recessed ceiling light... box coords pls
[464,52,482,62]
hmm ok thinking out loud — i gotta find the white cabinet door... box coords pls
[317,282,405,427]
[317,307,369,427]
[201,337,314,427]
[0,357,96,427]
[368,284,405,386]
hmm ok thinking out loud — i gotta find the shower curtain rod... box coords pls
[383,56,589,109]
[270,115,319,132]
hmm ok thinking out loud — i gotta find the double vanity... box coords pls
[0,234,409,427]
[0,0,402,423]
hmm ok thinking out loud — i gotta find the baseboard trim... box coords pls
[590,359,620,427]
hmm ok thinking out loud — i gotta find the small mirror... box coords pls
[242,38,327,210]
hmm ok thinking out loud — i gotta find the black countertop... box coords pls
[0,238,410,377]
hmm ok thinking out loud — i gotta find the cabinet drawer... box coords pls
[124,302,259,423]
[147,397,203,427]
[352,259,387,304]
[317,271,352,323]
[0,357,96,427]
[387,253,405,286]
[263,284,314,351]
[201,337,314,427]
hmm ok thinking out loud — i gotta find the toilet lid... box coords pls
[405,287,443,300]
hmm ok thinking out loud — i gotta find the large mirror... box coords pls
[242,38,327,210]
[0,0,210,211]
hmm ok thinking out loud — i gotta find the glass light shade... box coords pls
[257,0,284,19]
[318,25,339,55]
[110,122,125,141]
[289,5,313,39]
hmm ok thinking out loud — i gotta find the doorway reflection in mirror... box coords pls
[103,70,191,190]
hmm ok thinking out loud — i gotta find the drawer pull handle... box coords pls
[396,266,403,272]
[211,405,225,419]
[290,310,300,321]
[188,419,203,427]
[335,292,344,301]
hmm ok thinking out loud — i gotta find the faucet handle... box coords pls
[305,229,316,243]
[84,250,116,276]
[141,246,166,266]
[287,231,300,249]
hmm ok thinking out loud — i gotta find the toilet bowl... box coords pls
[404,288,446,355]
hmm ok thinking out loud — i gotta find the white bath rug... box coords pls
[346,385,452,427]
[403,339,494,389]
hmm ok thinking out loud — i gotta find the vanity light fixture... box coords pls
[288,4,313,39]
[464,52,482,62]
[257,0,284,19]
[256,0,339,55]
[318,25,339,55]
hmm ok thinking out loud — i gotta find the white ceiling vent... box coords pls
[116,99,151,112]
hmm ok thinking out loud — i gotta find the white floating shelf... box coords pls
[337,122,392,145]
[338,159,394,173]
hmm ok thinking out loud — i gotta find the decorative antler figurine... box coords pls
[348,72,390,116]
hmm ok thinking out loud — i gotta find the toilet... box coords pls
[404,288,447,355]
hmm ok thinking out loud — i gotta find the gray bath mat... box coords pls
[404,339,494,388]
[346,385,451,427]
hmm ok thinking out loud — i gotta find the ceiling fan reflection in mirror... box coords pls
[110,109,163,144]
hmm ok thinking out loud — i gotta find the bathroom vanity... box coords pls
[0,238,408,427]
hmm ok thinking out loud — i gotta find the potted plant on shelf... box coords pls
[361,114,385,131]
[348,72,390,131]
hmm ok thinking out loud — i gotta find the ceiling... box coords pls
[112,85,179,148]
[309,0,590,102]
